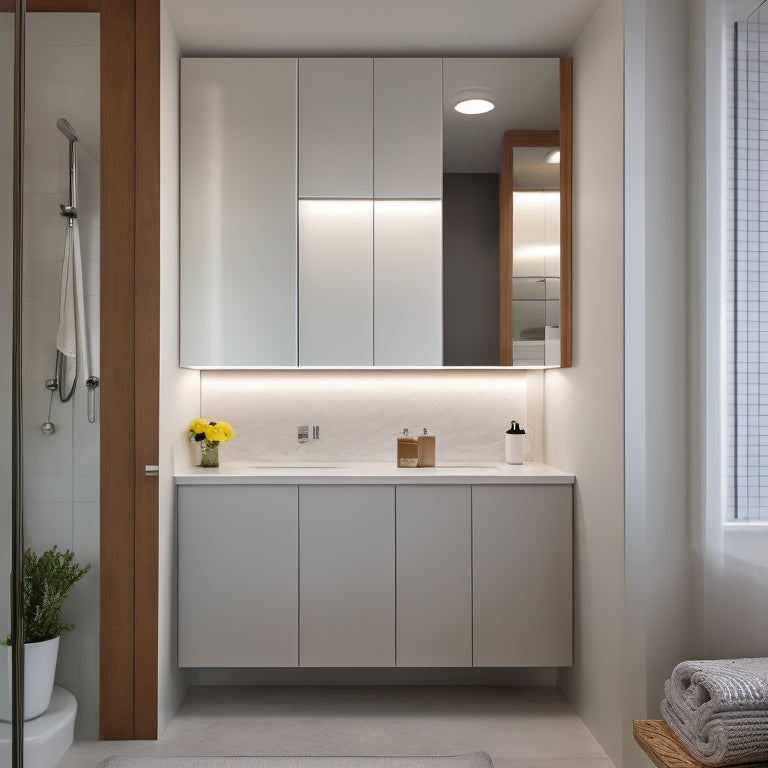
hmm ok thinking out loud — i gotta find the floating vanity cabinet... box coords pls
[298,59,373,198]
[373,59,443,199]
[175,472,573,669]
[177,485,299,667]
[472,485,572,667]
[180,58,297,367]
[299,485,396,667]
[395,486,472,667]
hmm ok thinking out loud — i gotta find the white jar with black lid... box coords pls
[504,421,525,464]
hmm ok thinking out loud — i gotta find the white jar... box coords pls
[504,433,525,464]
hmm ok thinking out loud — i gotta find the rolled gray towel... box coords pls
[661,658,768,766]
[666,658,768,731]
[661,698,768,766]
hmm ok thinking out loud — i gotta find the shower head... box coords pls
[56,117,78,143]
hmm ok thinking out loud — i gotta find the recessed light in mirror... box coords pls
[545,149,561,164]
[454,98,495,115]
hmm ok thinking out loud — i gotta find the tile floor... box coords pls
[57,686,615,768]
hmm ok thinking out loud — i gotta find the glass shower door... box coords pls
[2,2,19,766]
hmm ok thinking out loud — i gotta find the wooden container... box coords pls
[397,435,419,467]
[417,433,436,467]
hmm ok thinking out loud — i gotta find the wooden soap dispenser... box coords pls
[417,428,436,467]
[397,428,419,468]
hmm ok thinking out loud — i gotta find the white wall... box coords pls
[21,13,101,740]
[623,2,695,768]
[542,0,625,763]
[158,0,198,736]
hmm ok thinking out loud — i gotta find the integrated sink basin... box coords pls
[247,462,352,470]
[244,461,505,474]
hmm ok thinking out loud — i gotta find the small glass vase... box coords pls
[200,440,219,468]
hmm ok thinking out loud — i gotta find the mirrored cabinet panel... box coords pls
[179,57,572,368]
[179,58,298,367]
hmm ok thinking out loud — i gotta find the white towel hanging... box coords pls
[55,138,93,395]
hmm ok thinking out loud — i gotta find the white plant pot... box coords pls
[0,636,60,721]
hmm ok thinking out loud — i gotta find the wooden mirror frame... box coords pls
[499,57,572,367]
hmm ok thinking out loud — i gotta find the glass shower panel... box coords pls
[0,3,15,764]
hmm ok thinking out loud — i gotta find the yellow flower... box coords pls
[205,421,234,443]
[189,417,210,435]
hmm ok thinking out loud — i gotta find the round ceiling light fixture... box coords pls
[452,88,495,115]
[545,149,561,164]
[454,98,495,114]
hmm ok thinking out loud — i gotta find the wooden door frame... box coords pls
[100,0,160,740]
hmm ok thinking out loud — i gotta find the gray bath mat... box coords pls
[96,754,494,768]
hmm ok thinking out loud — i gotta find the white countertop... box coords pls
[174,461,574,485]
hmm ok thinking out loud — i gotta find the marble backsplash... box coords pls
[187,369,542,467]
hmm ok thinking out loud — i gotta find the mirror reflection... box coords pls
[442,59,565,367]
[507,141,561,366]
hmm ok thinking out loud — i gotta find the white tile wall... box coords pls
[198,369,535,467]
[19,13,100,739]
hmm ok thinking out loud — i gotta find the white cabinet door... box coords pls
[180,58,297,367]
[374,58,443,199]
[299,485,395,666]
[178,485,299,667]
[298,58,373,198]
[396,486,471,667]
[298,200,374,366]
[374,200,443,365]
[472,485,572,667]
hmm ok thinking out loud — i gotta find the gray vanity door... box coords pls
[178,485,299,667]
[472,484,573,667]
[299,485,395,666]
[395,485,472,666]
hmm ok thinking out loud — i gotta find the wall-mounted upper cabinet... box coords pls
[179,57,571,369]
[180,59,297,367]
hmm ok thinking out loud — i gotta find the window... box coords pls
[731,9,768,521]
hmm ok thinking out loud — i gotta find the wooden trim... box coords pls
[27,0,101,10]
[498,133,514,365]
[134,0,160,739]
[559,57,573,368]
[100,0,136,739]
[499,130,560,367]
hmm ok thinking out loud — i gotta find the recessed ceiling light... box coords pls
[454,98,495,115]
[545,149,561,164]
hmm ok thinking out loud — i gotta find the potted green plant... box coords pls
[2,546,91,721]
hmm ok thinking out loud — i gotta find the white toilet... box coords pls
[0,686,77,768]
